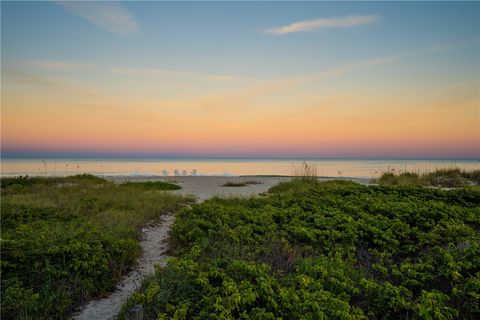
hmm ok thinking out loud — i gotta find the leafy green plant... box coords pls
[0,175,192,320]
[121,180,480,319]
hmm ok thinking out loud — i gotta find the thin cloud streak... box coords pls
[56,1,139,36]
[184,56,396,112]
[265,15,379,35]
[3,68,102,98]
[28,60,236,82]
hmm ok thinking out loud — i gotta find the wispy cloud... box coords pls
[3,68,59,86]
[4,68,102,98]
[28,59,236,82]
[188,56,396,112]
[264,15,379,35]
[56,1,139,36]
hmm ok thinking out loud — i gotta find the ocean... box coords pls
[1,158,479,178]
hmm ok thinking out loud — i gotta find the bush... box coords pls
[120,180,480,319]
[0,175,191,319]
[119,181,182,190]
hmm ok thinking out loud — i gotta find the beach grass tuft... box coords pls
[376,168,480,187]
[293,161,318,180]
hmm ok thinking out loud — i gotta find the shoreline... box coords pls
[2,159,478,180]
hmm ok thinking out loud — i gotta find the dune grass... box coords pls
[293,161,318,180]
[376,168,480,187]
[0,174,192,320]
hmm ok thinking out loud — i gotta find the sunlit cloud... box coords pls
[56,1,139,36]
[264,15,379,35]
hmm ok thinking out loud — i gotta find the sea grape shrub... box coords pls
[121,180,480,319]
[0,175,189,320]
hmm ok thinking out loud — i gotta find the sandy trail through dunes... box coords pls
[72,214,174,320]
[72,176,369,319]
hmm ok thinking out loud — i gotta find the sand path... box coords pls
[71,213,174,320]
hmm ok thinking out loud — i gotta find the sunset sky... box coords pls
[2,1,479,158]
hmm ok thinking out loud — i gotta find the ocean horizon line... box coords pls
[2,156,479,161]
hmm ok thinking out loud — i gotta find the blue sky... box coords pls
[2,1,479,158]
[3,2,478,73]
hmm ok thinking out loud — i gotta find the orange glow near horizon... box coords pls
[2,84,478,158]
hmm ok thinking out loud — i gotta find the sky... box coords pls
[1,1,479,159]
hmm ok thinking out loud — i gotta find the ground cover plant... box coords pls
[376,168,480,187]
[120,180,182,190]
[121,179,480,319]
[222,181,262,187]
[0,175,192,320]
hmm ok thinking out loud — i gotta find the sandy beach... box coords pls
[107,175,371,202]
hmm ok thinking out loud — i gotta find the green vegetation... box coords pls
[376,168,480,187]
[222,181,262,187]
[0,175,192,320]
[120,180,182,190]
[120,179,480,319]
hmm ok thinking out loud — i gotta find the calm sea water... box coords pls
[1,158,479,178]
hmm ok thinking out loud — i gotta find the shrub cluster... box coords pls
[121,180,480,319]
[1,175,191,319]
[119,181,182,191]
[222,181,262,187]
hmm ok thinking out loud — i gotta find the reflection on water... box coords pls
[1,158,479,178]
